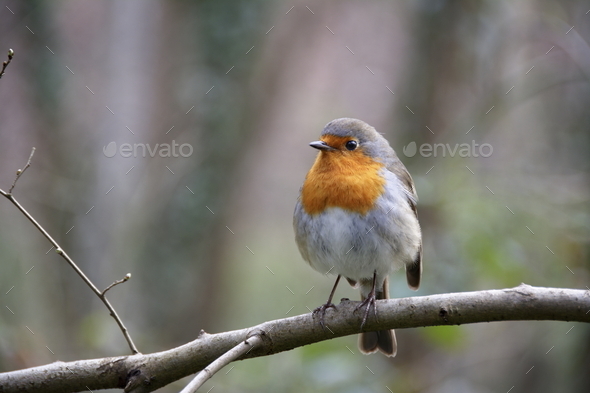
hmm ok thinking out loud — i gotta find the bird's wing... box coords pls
[387,158,422,290]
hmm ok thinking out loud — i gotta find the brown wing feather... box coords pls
[406,245,422,290]
[388,158,422,290]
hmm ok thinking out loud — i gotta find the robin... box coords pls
[293,118,422,357]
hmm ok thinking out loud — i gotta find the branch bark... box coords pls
[0,284,588,393]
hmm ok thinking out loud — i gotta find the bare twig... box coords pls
[0,48,14,79]
[0,284,588,393]
[0,150,139,355]
[181,335,263,392]
[7,147,35,194]
[103,273,132,295]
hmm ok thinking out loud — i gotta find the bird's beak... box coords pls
[309,140,335,151]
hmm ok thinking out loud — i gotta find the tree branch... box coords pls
[0,284,588,393]
[180,335,263,393]
[0,150,139,355]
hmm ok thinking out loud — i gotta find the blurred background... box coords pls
[1,1,589,392]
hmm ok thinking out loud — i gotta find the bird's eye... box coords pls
[345,140,358,151]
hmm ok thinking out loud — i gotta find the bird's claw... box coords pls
[356,294,379,330]
[313,302,336,329]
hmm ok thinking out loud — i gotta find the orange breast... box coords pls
[301,150,386,215]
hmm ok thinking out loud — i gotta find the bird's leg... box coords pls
[356,270,378,329]
[313,274,341,329]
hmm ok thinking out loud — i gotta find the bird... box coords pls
[293,118,422,357]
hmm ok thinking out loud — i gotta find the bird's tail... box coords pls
[358,277,397,357]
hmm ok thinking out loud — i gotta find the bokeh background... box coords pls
[1,1,589,392]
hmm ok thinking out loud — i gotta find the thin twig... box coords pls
[0,150,139,354]
[102,273,132,296]
[180,335,263,393]
[4,196,139,354]
[0,48,14,79]
[8,147,35,194]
